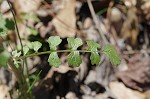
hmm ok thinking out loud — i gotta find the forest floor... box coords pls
[0,0,150,99]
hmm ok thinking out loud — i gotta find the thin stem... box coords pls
[27,70,42,93]
[7,0,23,50]
[16,50,102,60]
[87,0,108,44]
[7,0,30,77]
[7,1,31,98]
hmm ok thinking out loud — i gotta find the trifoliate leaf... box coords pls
[90,52,100,65]
[87,40,100,65]
[86,40,100,51]
[12,50,21,57]
[67,51,82,66]
[47,36,62,50]
[23,46,29,55]
[0,50,10,67]
[102,44,121,65]
[67,38,83,50]
[32,41,42,52]
[48,52,61,67]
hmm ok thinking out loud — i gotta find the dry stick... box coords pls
[87,2,117,98]
[87,0,108,44]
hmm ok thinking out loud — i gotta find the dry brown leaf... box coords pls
[14,0,41,15]
[0,85,11,99]
[52,0,76,38]
[120,7,139,46]
[109,81,146,99]
[123,0,137,7]
[117,54,150,91]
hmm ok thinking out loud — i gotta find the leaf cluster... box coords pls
[0,12,121,68]
[11,36,121,67]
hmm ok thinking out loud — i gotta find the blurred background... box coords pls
[0,0,150,99]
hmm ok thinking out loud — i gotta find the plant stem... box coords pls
[7,0,29,77]
[7,0,23,50]
[16,50,102,60]
[7,1,31,98]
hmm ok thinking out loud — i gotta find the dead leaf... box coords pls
[124,0,137,7]
[117,54,150,91]
[14,0,41,15]
[52,0,76,38]
[120,7,139,46]
[109,81,146,99]
[0,85,11,99]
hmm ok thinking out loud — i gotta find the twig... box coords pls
[87,0,108,44]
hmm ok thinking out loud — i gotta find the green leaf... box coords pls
[27,27,38,36]
[67,38,83,50]
[48,52,61,67]
[0,13,6,27]
[86,40,100,51]
[5,19,15,30]
[47,36,62,67]
[0,50,10,67]
[90,52,100,65]
[67,38,83,66]
[47,36,62,50]
[67,51,82,66]
[32,41,42,52]
[0,27,8,36]
[102,44,121,65]
[27,70,41,93]
[23,13,40,22]
[12,50,21,57]
[14,60,21,68]
[87,40,100,65]
[27,41,42,52]
[27,42,33,49]
[0,13,7,36]
[23,46,29,55]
